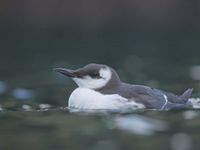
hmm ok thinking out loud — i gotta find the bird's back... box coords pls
[98,82,192,110]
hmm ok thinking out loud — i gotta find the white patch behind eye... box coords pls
[72,67,112,89]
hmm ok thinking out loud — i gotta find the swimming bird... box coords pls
[54,63,193,111]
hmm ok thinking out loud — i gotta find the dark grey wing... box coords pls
[163,102,192,110]
[117,84,167,109]
[157,88,193,104]
[97,82,192,110]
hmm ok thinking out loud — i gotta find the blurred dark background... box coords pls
[0,0,200,105]
[1,1,200,150]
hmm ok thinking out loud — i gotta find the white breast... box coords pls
[68,88,145,110]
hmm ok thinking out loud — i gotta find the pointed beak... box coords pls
[54,68,77,78]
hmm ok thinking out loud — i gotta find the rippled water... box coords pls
[5,104,200,150]
[0,106,200,150]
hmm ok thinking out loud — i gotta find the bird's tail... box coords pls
[180,88,193,102]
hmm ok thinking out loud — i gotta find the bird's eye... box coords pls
[90,73,100,78]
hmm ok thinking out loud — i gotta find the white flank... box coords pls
[68,88,145,110]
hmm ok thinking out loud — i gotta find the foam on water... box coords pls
[0,98,199,113]
[189,98,200,109]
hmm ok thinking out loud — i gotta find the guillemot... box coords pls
[55,63,193,111]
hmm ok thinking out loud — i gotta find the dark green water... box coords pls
[0,31,200,150]
[1,109,200,150]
